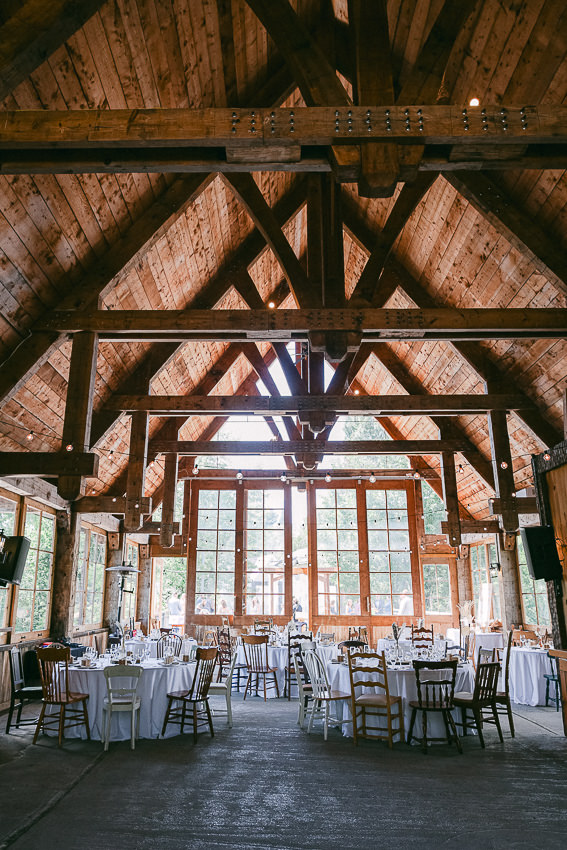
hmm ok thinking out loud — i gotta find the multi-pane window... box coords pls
[422,562,451,615]
[245,489,285,616]
[470,541,501,622]
[151,556,187,626]
[195,490,236,615]
[367,489,413,617]
[517,534,551,627]
[316,489,360,616]
[0,494,18,628]
[121,541,138,624]
[74,527,106,628]
[15,504,55,634]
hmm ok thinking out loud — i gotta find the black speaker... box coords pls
[520,526,563,582]
[0,536,30,585]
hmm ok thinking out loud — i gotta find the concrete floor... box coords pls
[0,696,566,850]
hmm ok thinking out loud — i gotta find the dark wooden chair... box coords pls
[411,625,434,650]
[453,661,503,748]
[161,646,218,742]
[241,634,279,700]
[284,631,313,699]
[544,651,561,710]
[347,650,404,747]
[491,630,516,735]
[5,646,43,733]
[407,659,462,753]
[338,639,365,652]
[253,618,273,635]
[156,633,182,658]
[33,645,90,747]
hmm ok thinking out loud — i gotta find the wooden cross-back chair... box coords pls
[284,631,313,700]
[157,633,182,658]
[490,630,515,734]
[411,625,434,650]
[347,651,404,747]
[241,634,279,700]
[33,645,90,747]
[161,647,218,743]
[407,659,461,753]
[512,628,538,645]
[254,618,273,635]
[453,661,503,748]
[5,646,43,734]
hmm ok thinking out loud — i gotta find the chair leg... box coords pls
[5,697,16,734]
[421,709,428,754]
[243,673,252,701]
[545,678,550,707]
[33,703,46,745]
[398,699,405,743]
[307,700,318,734]
[58,705,66,748]
[181,699,187,734]
[441,709,452,745]
[407,707,416,745]
[492,703,504,743]
[161,697,173,736]
[461,707,468,735]
[226,688,232,728]
[104,707,111,751]
[193,703,198,744]
[555,681,561,712]
[473,708,485,748]
[205,700,214,738]
[273,671,280,699]
[447,711,462,754]
[131,707,136,750]
[82,699,90,740]
[323,701,329,741]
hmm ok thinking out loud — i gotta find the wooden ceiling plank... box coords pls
[221,173,315,309]
[445,172,567,300]
[487,408,519,532]
[0,0,108,102]
[215,0,239,106]
[350,174,436,304]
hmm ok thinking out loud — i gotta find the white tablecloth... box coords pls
[507,647,550,706]
[471,632,505,656]
[326,660,475,739]
[235,642,339,697]
[60,661,196,740]
[125,638,197,660]
[376,638,446,655]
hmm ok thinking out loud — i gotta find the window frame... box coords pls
[0,488,21,643]
[517,533,552,628]
[73,523,107,631]
[469,539,502,624]
[12,498,56,640]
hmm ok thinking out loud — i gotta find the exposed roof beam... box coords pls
[107,394,532,416]
[41,307,567,341]
[0,0,107,101]
[0,452,98,477]
[148,439,473,455]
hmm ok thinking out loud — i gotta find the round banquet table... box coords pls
[54,660,196,741]
[325,659,475,739]
[376,638,447,655]
[125,637,197,659]
[507,646,550,706]
[234,642,339,697]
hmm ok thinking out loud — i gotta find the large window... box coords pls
[0,494,18,628]
[422,562,452,615]
[470,541,501,623]
[367,489,413,617]
[195,489,236,614]
[15,504,55,634]
[121,541,138,624]
[316,488,360,616]
[245,489,285,616]
[518,534,551,627]
[151,556,187,627]
[74,526,106,629]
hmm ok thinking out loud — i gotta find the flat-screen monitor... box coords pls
[0,536,30,586]
[520,526,563,582]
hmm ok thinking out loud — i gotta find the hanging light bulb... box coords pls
[413,470,421,479]
[369,472,376,483]
[543,452,551,461]
[500,461,508,470]
[236,470,243,480]
[458,463,464,474]
[324,473,332,483]
[192,463,199,475]
[280,473,287,483]
[26,430,34,442]
[65,443,74,452]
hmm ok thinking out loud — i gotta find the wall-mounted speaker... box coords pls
[520,526,563,582]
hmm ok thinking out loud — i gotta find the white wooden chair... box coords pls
[102,665,143,751]
[208,651,238,727]
[293,654,313,728]
[302,650,350,740]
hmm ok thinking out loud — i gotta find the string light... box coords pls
[267,301,276,309]
[369,473,376,483]
[458,464,464,474]
[325,473,332,483]
[500,461,508,469]
[65,443,74,452]
[469,97,480,107]
[236,470,243,480]
[413,470,421,479]
[543,452,551,461]
[280,473,287,483]
[26,430,34,441]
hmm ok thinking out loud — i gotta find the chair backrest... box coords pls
[293,653,310,703]
[187,647,218,701]
[302,649,332,700]
[411,625,434,648]
[37,645,72,703]
[472,661,501,705]
[347,650,391,702]
[338,639,365,651]
[349,626,368,643]
[217,626,232,666]
[242,634,270,672]
[412,659,458,709]
[104,664,143,704]
[320,632,335,642]
[8,646,25,692]
[160,627,172,635]
[157,633,182,658]
[254,618,273,635]
[512,628,538,645]
[478,647,494,665]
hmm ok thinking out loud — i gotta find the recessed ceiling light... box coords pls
[268,301,276,309]
[469,97,480,107]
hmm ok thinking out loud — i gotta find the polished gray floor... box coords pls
[1,696,566,850]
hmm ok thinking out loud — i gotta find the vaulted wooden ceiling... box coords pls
[0,0,566,537]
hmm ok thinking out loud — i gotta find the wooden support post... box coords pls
[160,453,178,548]
[58,331,98,501]
[496,532,523,632]
[456,544,473,604]
[49,510,81,638]
[125,411,149,531]
[441,449,461,547]
[487,408,519,533]
[564,389,567,442]
[103,530,124,629]
[135,543,152,634]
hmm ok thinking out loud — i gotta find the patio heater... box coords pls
[106,558,140,640]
